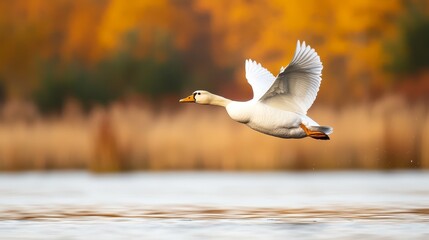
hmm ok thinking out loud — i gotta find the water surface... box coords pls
[1,171,428,239]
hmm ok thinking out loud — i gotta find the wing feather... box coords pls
[245,59,276,101]
[260,40,323,114]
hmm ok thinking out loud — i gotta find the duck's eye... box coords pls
[198,92,201,95]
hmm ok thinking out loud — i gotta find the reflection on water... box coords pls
[3,206,429,221]
[1,171,429,239]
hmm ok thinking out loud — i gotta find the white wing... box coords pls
[245,59,276,101]
[260,40,323,114]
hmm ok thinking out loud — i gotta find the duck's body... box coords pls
[180,41,333,140]
[226,101,307,138]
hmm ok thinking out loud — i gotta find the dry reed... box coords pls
[0,96,427,171]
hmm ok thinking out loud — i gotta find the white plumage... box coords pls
[180,40,333,140]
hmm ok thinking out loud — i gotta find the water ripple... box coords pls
[2,206,429,222]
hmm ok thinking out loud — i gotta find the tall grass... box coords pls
[0,96,427,171]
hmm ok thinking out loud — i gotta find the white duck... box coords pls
[180,40,333,140]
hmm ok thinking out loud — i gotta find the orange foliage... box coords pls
[0,0,421,102]
[195,0,404,103]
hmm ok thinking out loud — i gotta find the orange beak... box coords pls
[179,94,195,103]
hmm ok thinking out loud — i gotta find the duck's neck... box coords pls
[209,94,232,107]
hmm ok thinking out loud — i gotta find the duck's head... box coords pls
[179,90,213,104]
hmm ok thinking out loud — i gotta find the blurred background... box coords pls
[0,0,429,172]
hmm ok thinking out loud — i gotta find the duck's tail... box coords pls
[309,126,333,140]
[300,124,333,140]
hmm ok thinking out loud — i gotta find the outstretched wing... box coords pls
[260,41,323,114]
[245,59,276,101]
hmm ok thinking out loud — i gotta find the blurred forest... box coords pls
[0,0,429,171]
